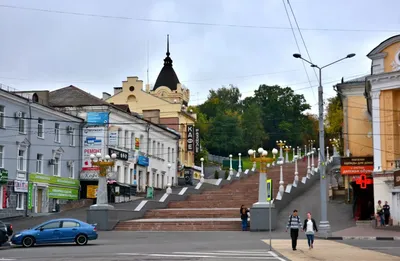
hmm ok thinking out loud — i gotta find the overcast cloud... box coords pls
[0,0,399,113]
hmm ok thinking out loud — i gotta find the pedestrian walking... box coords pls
[383,201,391,226]
[240,205,250,231]
[286,209,302,251]
[302,212,318,249]
[376,200,385,226]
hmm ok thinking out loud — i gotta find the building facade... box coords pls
[103,35,199,182]
[48,86,180,201]
[0,88,83,219]
[337,34,400,225]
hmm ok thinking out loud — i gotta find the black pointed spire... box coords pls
[164,34,173,66]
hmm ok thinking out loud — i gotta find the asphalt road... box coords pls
[1,231,399,261]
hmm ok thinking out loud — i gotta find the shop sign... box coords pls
[109,131,118,146]
[137,156,149,166]
[266,179,273,201]
[394,170,400,187]
[186,125,194,151]
[14,180,28,193]
[355,174,373,189]
[340,157,374,175]
[48,187,79,200]
[87,112,109,125]
[86,185,98,199]
[80,170,117,180]
[194,128,200,154]
[28,182,33,210]
[82,126,105,170]
[29,173,80,188]
[0,169,8,184]
[108,148,128,161]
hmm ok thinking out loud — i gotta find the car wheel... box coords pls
[22,236,35,248]
[75,234,88,246]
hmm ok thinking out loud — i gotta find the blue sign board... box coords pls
[137,156,149,167]
[87,112,109,125]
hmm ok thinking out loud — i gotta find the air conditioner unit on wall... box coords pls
[14,111,23,118]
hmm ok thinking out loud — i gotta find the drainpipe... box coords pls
[24,100,32,217]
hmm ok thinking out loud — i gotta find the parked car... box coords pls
[0,220,13,246]
[11,218,97,248]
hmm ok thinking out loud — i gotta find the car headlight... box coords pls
[14,234,21,238]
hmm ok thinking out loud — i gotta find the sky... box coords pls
[0,0,399,113]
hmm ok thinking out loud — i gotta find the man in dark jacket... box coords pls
[286,210,302,250]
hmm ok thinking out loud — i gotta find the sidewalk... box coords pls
[332,226,400,239]
[265,239,400,260]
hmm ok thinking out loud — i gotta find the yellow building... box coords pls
[337,34,400,225]
[103,35,198,181]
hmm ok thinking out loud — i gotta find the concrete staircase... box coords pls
[115,160,311,231]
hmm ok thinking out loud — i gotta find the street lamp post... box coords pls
[284,145,291,163]
[311,148,315,171]
[306,152,311,178]
[292,147,296,163]
[317,148,321,167]
[229,154,233,177]
[294,155,299,185]
[238,153,242,174]
[298,147,301,159]
[200,157,205,183]
[89,152,117,210]
[276,140,286,159]
[293,52,356,238]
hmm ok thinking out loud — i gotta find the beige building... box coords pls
[103,36,199,181]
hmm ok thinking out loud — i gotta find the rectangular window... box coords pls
[36,154,43,173]
[19,113,25,133]
[69,128,75,146]
[172,148,175,163]
[124,130,128,148]
[16,193,24,210]
[69,162,75,178]
[161,144,164,159]
[152,141,156,156]
[168,147,171,162]
[0,145,3,168]
[17,149,25,171]
[37,118,44,138]
[0,106,4,128]
[53,156,60,176]
[157,142,160,157]
[54,123,60,142]
[131,133,135,149]
[117,129,122,147]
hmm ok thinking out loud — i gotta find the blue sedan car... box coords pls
[11,218,98,248]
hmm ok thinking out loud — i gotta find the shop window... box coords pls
[37,118,44,138]
[16,193,24,210]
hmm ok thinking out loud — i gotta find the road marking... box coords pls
[151,254,215,258]
[195,182,202,189]
[0,259,17,261]
[134,200,147,211]
[159,193,168,202]
[178,187,188,195]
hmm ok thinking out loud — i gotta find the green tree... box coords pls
[241,103,267,150]
[325,94,343,136]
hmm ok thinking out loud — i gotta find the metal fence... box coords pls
[207,154,228,164]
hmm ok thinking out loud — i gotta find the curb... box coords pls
[316,236,400,241]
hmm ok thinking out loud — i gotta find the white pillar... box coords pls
[166,183,172,194]
[238,153,242,173]
[252,152,256,171]
[371,90,382,171]
[294,156,299,184]
[285,148,289,163]
[304,145,307,156]
[292,148,295,162]
[311,148,315,169]
[307,153,311,178]
[200,158,204,183]
[279,162,284,193]
[326,146,330,163]
[299,147,301,158]
[229,154,233,176]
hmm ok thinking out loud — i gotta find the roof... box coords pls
[153,35,180,91]
[338,75,369,85]
[110,104,130,113]
[367,34,400,58]
[49,85,108,107]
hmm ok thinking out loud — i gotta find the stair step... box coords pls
[144,208,241,218]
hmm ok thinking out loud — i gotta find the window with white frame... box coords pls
[18,112,25,134]
[54,123,60,142]
[157,142,160,157]
[172,148,175,163]
[36,154,43,173]
[0,106,4,128]
[69,161,75,178]
[16,193,24,210]
[53,156,60,176]
[117,129,122,147]
[17,149,25,171]
[37,118,44,138]
[69,128,75,146]
[124,130,128,148]
[0,145,3,168]
[161,144,164,159]
[168,147,171,162]
[152,140,156,156]
[131,133,134,149]
[139,135,144,152]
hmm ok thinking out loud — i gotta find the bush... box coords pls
[224,170,229,179]
[214,170,219,179]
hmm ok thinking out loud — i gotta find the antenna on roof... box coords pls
[147,40,150,87]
